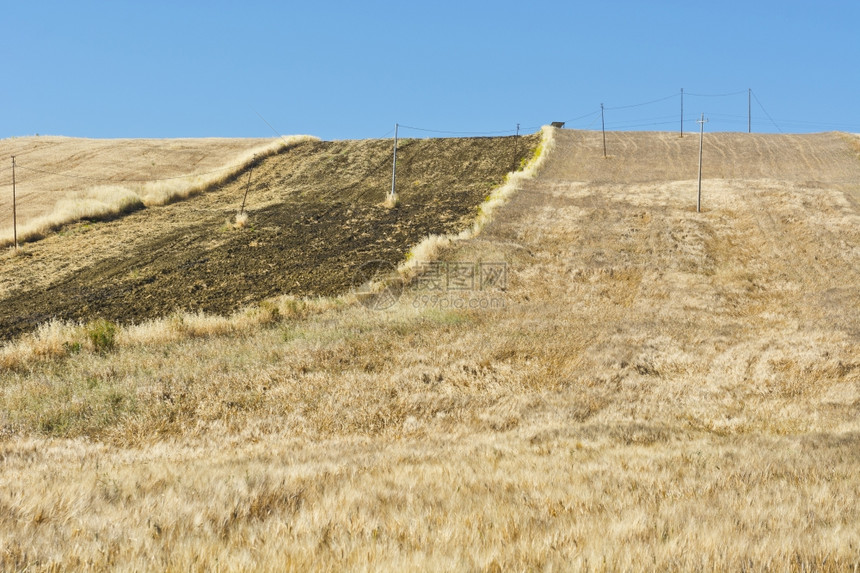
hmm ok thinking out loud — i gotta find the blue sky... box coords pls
[3,1,858,140]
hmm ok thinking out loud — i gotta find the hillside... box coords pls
[1,129,859,570]
[0,134,538,340]
[557,130,860,182]
[0,136,278,235]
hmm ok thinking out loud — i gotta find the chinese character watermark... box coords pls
[352,260,509,311]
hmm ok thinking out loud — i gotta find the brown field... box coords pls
[0,134,538,340]
[1,128,860,571]
[0,136,274,227]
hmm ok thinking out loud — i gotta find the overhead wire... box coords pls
[398,124,519,136]
[685,89,748,97]
[605,119,680,129]
[3,141,64,159]
[560,109,602,126]
[751,90,783,133]
[376,128,395,140]
[3,88,854,205]
[604,92,679,111]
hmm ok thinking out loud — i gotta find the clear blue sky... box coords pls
[3,0,858,140]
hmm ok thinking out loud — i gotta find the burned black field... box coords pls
[0,135,538,340]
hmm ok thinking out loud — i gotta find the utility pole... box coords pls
[239,157,255,216]
[514,123,521,169]
[697,113,708,213]
[11,156,17,251]
[680,88,684,137]
[601,103,607,158]
[748,88,752,133]
[390,123,398,202]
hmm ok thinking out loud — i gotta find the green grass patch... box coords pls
[86,319,118,353]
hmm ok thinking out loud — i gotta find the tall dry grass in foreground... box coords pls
[0,135,316,247]
[1,129,860,570]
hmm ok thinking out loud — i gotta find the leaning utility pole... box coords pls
[11,156,17,251]
[389,123,398,202]
[600,103,607,158]
[697,113,708,213]
[239,157,255,216]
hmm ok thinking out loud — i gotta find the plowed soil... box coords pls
[0,135,538,340]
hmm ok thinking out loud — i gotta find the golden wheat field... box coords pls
[1,127,859,571]
[0,135,316,246]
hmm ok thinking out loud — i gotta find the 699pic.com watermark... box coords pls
[411,261,508,310]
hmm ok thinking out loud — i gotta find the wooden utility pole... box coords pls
[390,123,398,201]
[680,88,684,137]
[11,156,17,251]
[239,164,254,215]
[697,113,708,213]
[600,103,606,158]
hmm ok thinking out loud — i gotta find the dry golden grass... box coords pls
[1,128,860,570]
[0,135,316,246]
[399,126,555,279]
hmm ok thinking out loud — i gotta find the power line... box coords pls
[751,90,783,133]
[709,113,748,119]
[685,89,748,97]
[251,108,307,149]
[398,124,519,136]
[585,114,602,130]
[605,119,681,129]
[1,141,64,159]
[610,113,680,122]
[562,109,602,124]
[604,92,679,111]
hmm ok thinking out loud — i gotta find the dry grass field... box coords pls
[1,128,860,571]
[0,134,538,340]
[0,135,315,246]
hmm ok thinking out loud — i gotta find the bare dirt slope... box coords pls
[0,135,537,340]
[1,129,859,570]
[0,136,275,231]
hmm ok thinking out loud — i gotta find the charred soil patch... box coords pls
[0,135,538,340]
